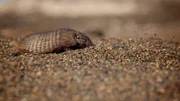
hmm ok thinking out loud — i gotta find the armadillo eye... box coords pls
[74,34,80,39]
[76,35,83,39]
[76,36,80,39]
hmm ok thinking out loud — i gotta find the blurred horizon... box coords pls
[0,0,180,42]
[0,0,6,5]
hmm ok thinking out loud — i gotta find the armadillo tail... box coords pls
[10,41,21,56]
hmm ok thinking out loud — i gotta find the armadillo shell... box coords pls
[19,29,64,54]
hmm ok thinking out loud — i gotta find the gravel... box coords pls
[0,37,180,101]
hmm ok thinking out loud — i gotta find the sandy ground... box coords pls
[0,1,180,101]
[0,36,179,101]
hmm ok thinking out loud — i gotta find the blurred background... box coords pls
[0,0,180,42]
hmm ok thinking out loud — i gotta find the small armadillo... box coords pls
[11,28,95,56]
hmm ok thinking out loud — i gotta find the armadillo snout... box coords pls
[86,40,95,47]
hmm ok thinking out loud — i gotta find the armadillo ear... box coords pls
[73,33,77,39]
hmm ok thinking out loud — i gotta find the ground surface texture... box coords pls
[0,37,180,101]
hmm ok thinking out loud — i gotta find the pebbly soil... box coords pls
[0,37,180,101]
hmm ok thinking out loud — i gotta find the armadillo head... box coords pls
[74,32,95,48]
[59,28,95,50]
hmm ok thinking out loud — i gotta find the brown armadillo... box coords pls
[11,28,95,56]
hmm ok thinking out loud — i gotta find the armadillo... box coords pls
[11,28,95,56]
